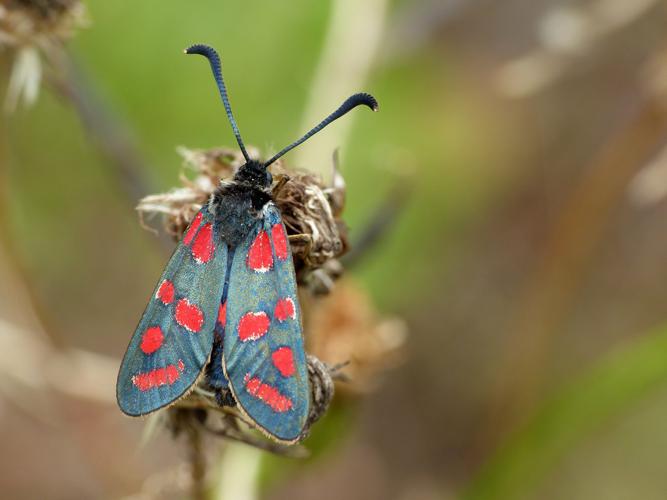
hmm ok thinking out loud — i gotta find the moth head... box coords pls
[235,159,273,189]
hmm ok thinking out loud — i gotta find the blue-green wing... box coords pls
[223,203,309,443]
[117,207,228,416]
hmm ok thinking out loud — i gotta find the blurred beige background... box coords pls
[1,0,667,499]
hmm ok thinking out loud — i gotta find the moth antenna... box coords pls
[185,44,251,162]
[264,93,378,167]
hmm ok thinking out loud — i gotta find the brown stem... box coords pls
[187,423,207,500]
[46,55,154,203]
[342,180,411,268]
[45,53,175,254]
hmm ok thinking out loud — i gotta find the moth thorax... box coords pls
[208,186,229,216]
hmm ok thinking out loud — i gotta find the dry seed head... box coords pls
[1,0,87,110]
[137,146,348,272]
[302,354,335,432]
[1,0,85,44]
[271,163,347,267]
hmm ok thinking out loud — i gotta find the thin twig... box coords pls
[46,54,155,204]
[342,180,411,268]
[203,425,309,459]
[187,423,207,500]
[293,0,389,177]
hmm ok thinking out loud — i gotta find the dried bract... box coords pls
[0,0,87,110]
[137,146,348,273]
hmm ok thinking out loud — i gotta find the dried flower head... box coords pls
[137,146,348,275]
[0,0,87,110]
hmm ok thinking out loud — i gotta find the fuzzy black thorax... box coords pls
[209,160,273,247]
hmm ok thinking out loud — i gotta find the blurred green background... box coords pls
[1,0,667,499]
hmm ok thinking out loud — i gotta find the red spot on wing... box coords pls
[271,223,288,261]
[156,280,175,305]
[244,375,293,412]
[175,299,204,332]
[191,223,214,263]
[247,230,273,272]
[218,301,227,327]
[183,211,203,246]
[132,361,184,391]
[238,312,270,341]
[274,297,296,322]
[140,326,164,354]
[272,346,296,377]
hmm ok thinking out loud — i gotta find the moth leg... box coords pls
[328,359,351,383]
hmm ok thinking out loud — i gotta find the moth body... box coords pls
[209,160,273,247]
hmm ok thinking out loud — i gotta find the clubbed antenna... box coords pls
[264,93,379,167]
[185,44,250,162]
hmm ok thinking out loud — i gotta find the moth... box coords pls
[116,44,378,443]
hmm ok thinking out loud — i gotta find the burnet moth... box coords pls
[116,44,378,443]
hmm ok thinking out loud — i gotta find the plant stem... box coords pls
[187,423,207,500]
[293,0,388,177]
[47,54,155,204]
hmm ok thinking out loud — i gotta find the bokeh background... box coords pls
[2,0,667,499]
